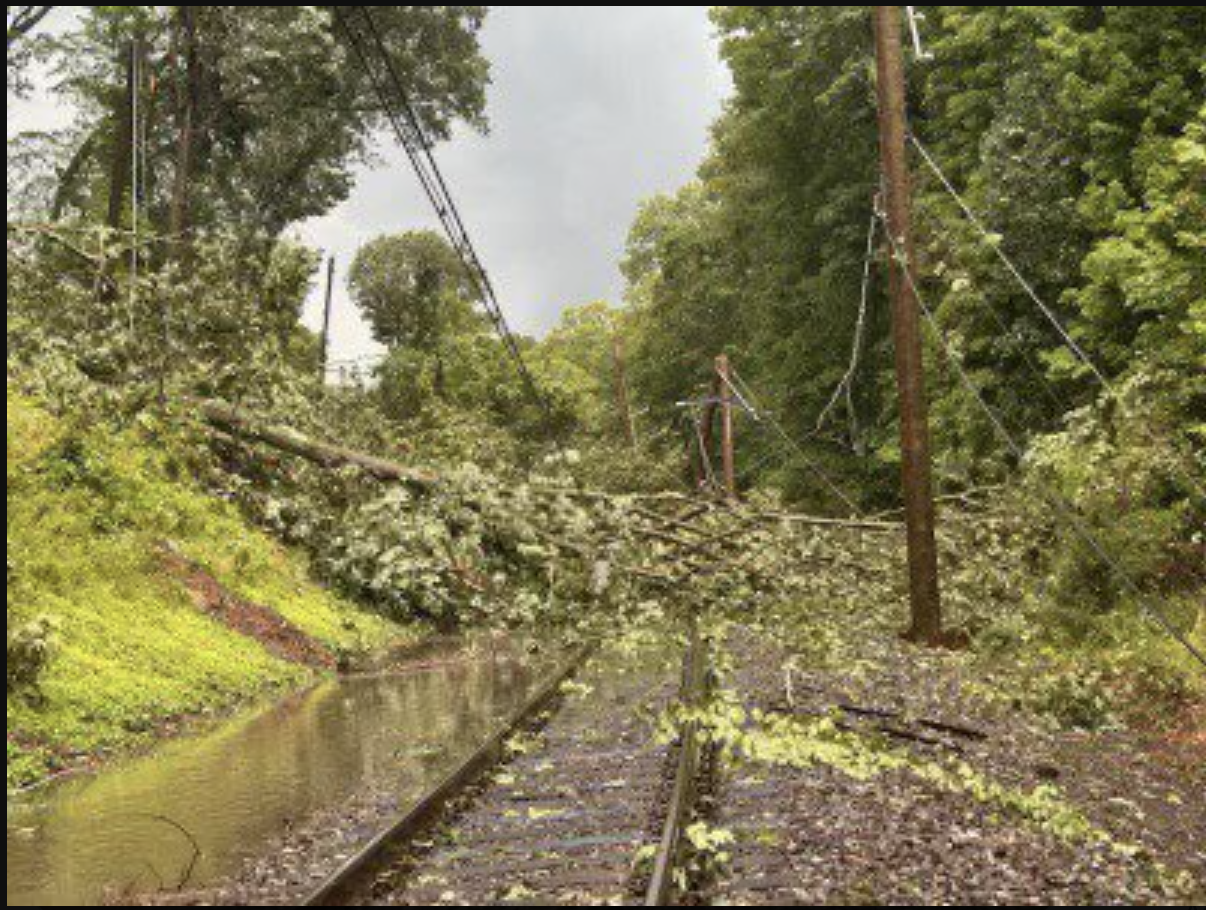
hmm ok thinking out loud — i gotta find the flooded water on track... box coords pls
[7,643,545,906]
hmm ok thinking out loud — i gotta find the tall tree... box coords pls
[348,230,476,352]
[623,7,889,506]
[105,39,135,232]
[16,6,491,242]
[622,5,1206,506]
[168,5,199,243]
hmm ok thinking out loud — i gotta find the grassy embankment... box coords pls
[7,392,408,790]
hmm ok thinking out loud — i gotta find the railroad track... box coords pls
[303,630,710,907]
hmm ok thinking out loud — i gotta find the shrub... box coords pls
[7,616,59,696]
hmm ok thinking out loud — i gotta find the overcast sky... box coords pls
[7,7,730,365]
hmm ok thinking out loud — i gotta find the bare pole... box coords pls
[716,354,737,501]
[319,255,336,381]
[872,6,943,645]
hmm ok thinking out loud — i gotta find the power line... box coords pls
[910,132,1205,501]
[882,224,1206,671]
[687,406,720,494]
[327,354,387,366]
[333,6,561,440]
[724,368,864,516]
[911,134,1110,388]
[904,7,933,61]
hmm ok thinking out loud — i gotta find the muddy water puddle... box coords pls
[7,642,547,905]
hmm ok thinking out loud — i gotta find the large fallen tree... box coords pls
[198,399,440,488]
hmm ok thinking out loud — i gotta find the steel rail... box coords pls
[645,624,710,906]
[302,644,595,906]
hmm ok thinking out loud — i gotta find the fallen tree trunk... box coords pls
[748,510,904,533]
[198,402,897,537]
[198,400,439,488]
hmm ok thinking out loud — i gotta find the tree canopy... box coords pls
[619,6,1206,511]
[348,230,478,352]
[11,6,490,240]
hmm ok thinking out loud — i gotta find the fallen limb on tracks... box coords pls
[199,400,438,488]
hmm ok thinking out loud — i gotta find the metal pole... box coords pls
[716,354,737,501]
[319,255,336,382]
[872,6,943,645]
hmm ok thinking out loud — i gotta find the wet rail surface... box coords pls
[307,638,705,907]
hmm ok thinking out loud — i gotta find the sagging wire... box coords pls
[335,6,563,447]
[911,134,1108,388]
[813,199,880,447]
[674,400,720,495]
[692,407,720,494]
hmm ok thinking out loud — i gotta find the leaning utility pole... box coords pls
[319,255,336,381]
[872,6,943,644]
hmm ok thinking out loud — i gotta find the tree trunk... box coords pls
[169,5,200,248]
[106,42,136,233]
[50,132,98,221]
[199,399,439,488]
[611,331,637,449]
[7,6,53,50]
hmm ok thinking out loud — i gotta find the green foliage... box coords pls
[620,6,1205,521]
[1023,667,1119,733]
[349,230,478,352]
[7,4,1203,796]
[5,393,400,788]
[622,7,897,506]
[6,616,59,696]
[694,668,1124,851]
[915,8,1206,460]
[6,8,51,96]
[244,455,649,632]
[7,226,328,417]
[531,301,625,439]
[376,331,533,428]
[14,7,490,238]
[614,8,1205,701]
[1025,372,1204,622]
[345,232,608,448]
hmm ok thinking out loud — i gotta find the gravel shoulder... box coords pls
[706,625,1203,906]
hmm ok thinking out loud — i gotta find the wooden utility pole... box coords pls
[611,330,638,449]
[319,255,336,381]
[872,6,943,645]
[715,354,737,501]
